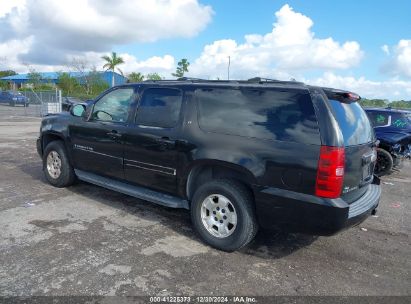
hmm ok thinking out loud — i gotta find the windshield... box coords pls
[391,113,411,129]
[329,100,373,146]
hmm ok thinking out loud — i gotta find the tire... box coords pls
[43,140,75,187]
[190,179,258,251]
[375,148,393,177]
[9,101,15,107]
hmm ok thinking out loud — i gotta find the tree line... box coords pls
[0,52,191,100]
[359,98,411,109]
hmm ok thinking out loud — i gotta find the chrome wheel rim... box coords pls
[46,151,62,179]
[200,194,237,238]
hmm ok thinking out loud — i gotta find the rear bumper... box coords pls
[254,182,381,236]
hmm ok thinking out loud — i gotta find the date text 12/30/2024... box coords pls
[149,296,257,303]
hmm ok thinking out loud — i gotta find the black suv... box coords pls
[37,78,381,251]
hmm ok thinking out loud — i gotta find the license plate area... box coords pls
[362,151,375,181]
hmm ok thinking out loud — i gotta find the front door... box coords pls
[123,87,185,194]
[70,87,136,180]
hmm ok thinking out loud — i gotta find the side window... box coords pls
[92,88,134,122]
[196,88,320,144]
[367,111,389,127]
[135,88,183,128]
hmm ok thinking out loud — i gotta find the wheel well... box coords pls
[42,133,64,151]
[186,164,255,201]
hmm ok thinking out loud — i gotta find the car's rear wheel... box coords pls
[43,140,75,187]
[375,148,393,176]
[191,179,258,251]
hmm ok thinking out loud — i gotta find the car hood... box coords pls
[375,130,411,145]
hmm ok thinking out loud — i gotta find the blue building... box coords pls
[0,71,127,88]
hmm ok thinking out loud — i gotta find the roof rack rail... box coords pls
[176,77,241,84]
[248,77,278,82]
[142,79,176,82]
[247,77,304,85]
[176,77,205,81]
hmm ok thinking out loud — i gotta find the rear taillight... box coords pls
[315,146,345,199]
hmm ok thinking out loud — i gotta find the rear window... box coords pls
[196,88,320,144]
[329,100,373,146]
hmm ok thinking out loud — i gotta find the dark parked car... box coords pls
[62,96,84,111]
[365,107,411,134]
[365,108,411,175]
[36,78,380,251]
[0,90,29,107]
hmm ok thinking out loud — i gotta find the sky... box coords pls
[0,0,410,100]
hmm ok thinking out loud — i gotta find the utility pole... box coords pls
[227,56,231,80]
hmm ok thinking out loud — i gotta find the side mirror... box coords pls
[70,104,86,117]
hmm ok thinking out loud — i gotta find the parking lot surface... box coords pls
[0,104,410,296]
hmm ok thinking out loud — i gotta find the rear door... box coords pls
[123,87,185,195]
[328,99,376,203]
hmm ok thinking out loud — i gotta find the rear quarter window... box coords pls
[196,88,320,144]
[329,100,373,146]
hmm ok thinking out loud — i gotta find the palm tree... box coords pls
[172,58,190,78]
[101,52,125,87]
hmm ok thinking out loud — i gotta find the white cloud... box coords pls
[189,4,363,79]
[381,44,390,55]
[0,0,213,65]
[119,54,175,75]
[382,40,411,78]
[0,0,25,17]
[1,2,410,100]
[61,52,175,78]
[309,72,411,100]
[0,37,34,71]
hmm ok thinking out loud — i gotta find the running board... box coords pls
[75,169,189,209]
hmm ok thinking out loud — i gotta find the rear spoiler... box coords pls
[323,88,361,103]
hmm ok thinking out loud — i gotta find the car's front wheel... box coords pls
[191,179,258,251]
[43,140,75,187]
[375,148,393,176]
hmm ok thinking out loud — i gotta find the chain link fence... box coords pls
[20,90,62,117]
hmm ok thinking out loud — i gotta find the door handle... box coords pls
[107,130,122,139]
